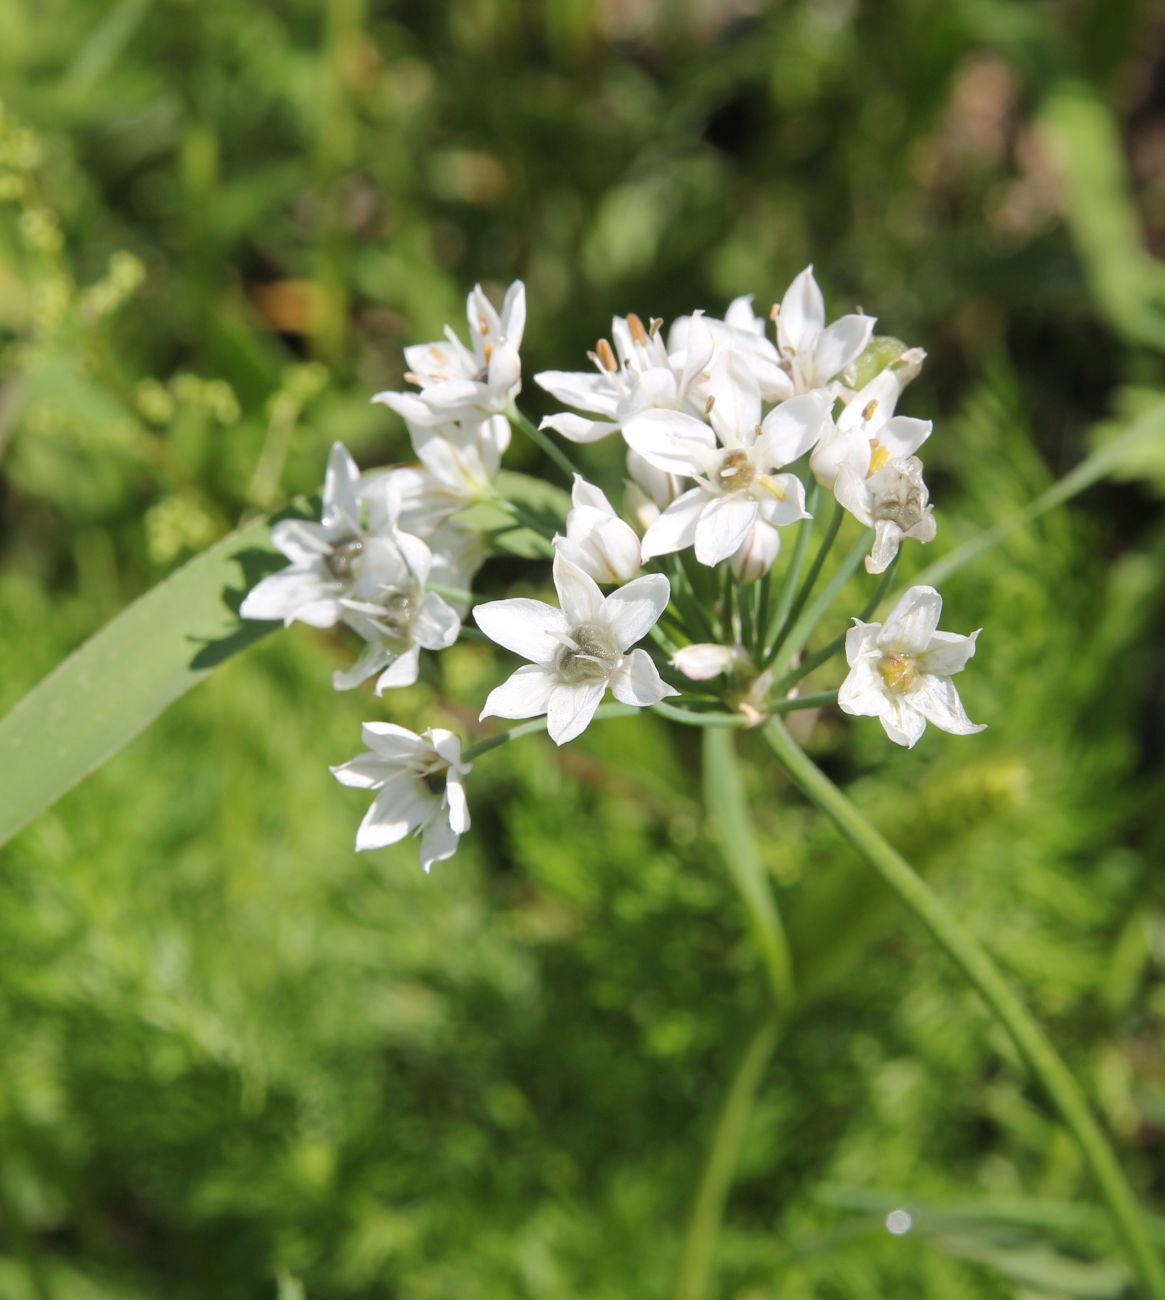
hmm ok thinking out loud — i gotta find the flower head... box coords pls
[373,281,525,425]
[331,725,471,870]
[838,585,984,747]
[473,552,677,744]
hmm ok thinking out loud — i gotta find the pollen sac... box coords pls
[555,621,619,684]
[718,449,755,491]
[325,537,366,580]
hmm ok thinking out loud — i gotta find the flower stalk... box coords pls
[762,717,1165,1299]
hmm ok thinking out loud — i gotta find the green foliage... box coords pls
[2,0,1165,1297]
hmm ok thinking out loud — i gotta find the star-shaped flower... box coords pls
[838,585,984,747]
[624,359,828,566]
[331,725,470,869]
[373,281,525,425]
[473,552,677,744]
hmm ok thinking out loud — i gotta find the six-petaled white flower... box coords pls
[535,311,714,443]
[373,281,526,425]
[473,552,677,744]
[838,585,985,748]
[331,725,471,869]
[625,360,827,565]
[555,474,643,584]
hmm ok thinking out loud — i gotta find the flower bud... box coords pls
[670,643,749,681]
[730,518,782,583]
[555,475,642,584]
[626,448,682,510]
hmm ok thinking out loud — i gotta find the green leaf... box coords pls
[0,511,287,851]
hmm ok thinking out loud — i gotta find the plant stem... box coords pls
[506,404,579,482]
[764,484,820,654]
[762,718,1165,1300]
[674,1014,784,1300]
[770,530,869,679]
[702,728,795,1007]
[462,703,641,761]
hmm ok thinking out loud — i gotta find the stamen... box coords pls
[878,653,916,692]
[483,341,494,364]
[649,317,663,336]
[868,441,890,475]
[862,399,879,422]
[758,475,787,500]
[705,395,716,416]
[769,304,780,321]
[478,312,489,336]
[627,313,649,346]
[595,338,617,371]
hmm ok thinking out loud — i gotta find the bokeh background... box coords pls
[2,1,1165,1296]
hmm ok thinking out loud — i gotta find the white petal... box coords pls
[705,351,761,445]
[539,412,620,443]
[418,815,461,873]
[833,467,874,526]
[878,585,943,656]
[480,664,557,720]
[878,416,932,460]
[910,675,985,736]
[270,518,332,563]
[571,474,617,514]
[778,265,825,359]
[374,645,421,693]
[413,593,461,650]
[758,392,828,467]
[534,369,618,413]
[879,696,928,748]
[444,770,471,833]
[811,314,876,387]
[694,495,758,566]
[640,488,705,561]
[838,369,901,434]
[546,681,606,745]
[240,570,340,627]
[679,312,716,393]
[755,474,810,528]
[837,659,891,718]
[671,643,741,680]
[362,721,431,756]
[918,628,981,677]
[553,551,605,627]
[617,366,679,416]
[843,619,881,667]
[333,640,393,692]
[623,409,717,477]
[866,520,903,575]
[473,597,565,665]
[330,753,388,789]
[500,279,526,346]
[355,782,430,851]
[322,442,363,531]
[601,573,671,649]
[611,648,678,706]
[372,389,440,427]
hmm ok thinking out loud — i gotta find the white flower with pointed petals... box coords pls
[836,454,937,575]
[810,369,931,490]
[473,552,678,745]
[331,725,470,870]
[625,358,828,566]
[373,281,525,425]
[241,441,398,629]
[554,475,642,584]
[670,295,790,403]
[776,265,876,396]
[838,585,984,748]
[535,311,715,443]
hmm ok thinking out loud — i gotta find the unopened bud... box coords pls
[671,643,749,681]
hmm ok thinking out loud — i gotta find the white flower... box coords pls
[625,359,828,566]
[669,295,790,404]
[473,552,678,745]
[332,527,462,694]
[554,474,642,584]
[331,725,470,869]
[730,516,782,583]
[241,441,402,629]
[810,369,930,490]
[671,643,750,681]
[836,454,937,575]
[373,281,525,424]
[534,311,714,443]
[774,265,876,396]
[838,585,985,748]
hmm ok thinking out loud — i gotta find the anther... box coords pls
[862,399,879,422]
[595,338,617,371]
[649,318,663,336]
[478,312,489,336]
[705,395,716,416]
[627,313,649,346]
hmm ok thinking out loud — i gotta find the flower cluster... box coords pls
[243,269,984,869]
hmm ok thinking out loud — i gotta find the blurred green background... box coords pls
[2,0,1165,1296]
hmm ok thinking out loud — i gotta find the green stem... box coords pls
[673,1014,784,1300]
[776,556,899,694]
[702,729,795,1007]
[462,703,641,761]
[771,530,869,679]
[506,404,579,482]
[762,718,1165,1300]
[763,484,821,654]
